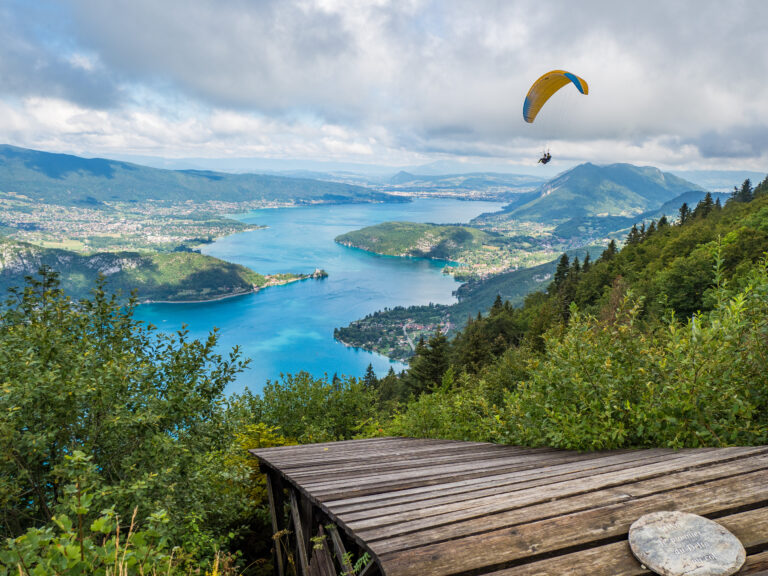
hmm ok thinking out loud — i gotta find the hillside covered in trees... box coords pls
[389,176,768,447]
[2,175,768,575]
[0,145,399,206]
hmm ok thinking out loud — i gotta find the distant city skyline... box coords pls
[1,0,767,173]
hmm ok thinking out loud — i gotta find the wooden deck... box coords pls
[251,437,768,576]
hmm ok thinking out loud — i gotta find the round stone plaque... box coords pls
[629,511,745,576]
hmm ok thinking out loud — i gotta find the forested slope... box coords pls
[392,177,768,449]
[0,237,265,301]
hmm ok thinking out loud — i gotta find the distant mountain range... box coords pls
[371,171,545,201]
[497,163,705,221]
[388,171,544,188]
[651,190,731,219]
[672,170,767,192]
[0,145,401,206]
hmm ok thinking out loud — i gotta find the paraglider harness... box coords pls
[538,151,552,164]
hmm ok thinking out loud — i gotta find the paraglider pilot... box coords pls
[538,151,552,164]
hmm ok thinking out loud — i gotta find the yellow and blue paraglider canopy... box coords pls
[523,70,588,123]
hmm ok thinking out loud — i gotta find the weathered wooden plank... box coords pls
[260,442,497,469]
[377,469,768,576]
[290,489,310,576]
[298,447,572,487]
[283,445,532,480]
[482,507,768,576]
[266,472,286,576]
[339,448,758,523]
[252,437,482,461]
[357,454,768,545]
[253,436,410,453]
[324,448,678,511]
[304,451,608,498]
[349,451,768,535]
[259,442,543,482]
[301,492,314,561]
[254,438,435,465]
[269,440,518,469]
[740,551,768,575]
[323,449,683,511]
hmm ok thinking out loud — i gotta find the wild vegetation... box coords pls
[389,178,768,448]
[2,176,768,574]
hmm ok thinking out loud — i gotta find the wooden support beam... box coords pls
[358,557,379,576]
[310,525,337,576]
[265,472,285,576]
[290,488,310,576]
[327,524,355,575]
[301,491,314,559]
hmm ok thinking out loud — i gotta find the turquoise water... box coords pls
[134,198,505,394]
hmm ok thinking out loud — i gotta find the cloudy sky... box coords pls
[2,0,767,172]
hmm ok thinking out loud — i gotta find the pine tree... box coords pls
[551,254,570,292]
[658,215,669,228]
[490,294,504,315]
[452,316,493,374]
[693,192,714,219]
[731,179,753,203]
[599,240,618,262]
[754,174,768,197]
[678,202,691,225]
[378,367,407,404]
[362,363,378,388]
[626,224,641,244]
[406,330,449,394]
[582,252,591,273]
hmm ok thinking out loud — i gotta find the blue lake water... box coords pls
[134,198,506,394]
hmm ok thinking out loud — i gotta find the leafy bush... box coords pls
[0,269,253,568]
[503,259,768,449]
[248,372,379,443]
[388,370,505,442]
[392,256,768,451]
[1,452,176,576]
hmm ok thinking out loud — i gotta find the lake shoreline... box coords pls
[133,198,505,392]
[141,269,328,305]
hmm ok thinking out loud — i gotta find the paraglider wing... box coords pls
[523,70,588,123]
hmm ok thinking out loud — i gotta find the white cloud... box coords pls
[1,0,767,169]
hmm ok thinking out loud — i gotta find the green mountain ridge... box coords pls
[0,144,402,206]
[492,162,704,222]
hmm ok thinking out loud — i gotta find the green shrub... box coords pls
[503,259,768,449]
[0,269,253,565]
[248,372,379,443]
[389,371,505,442]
